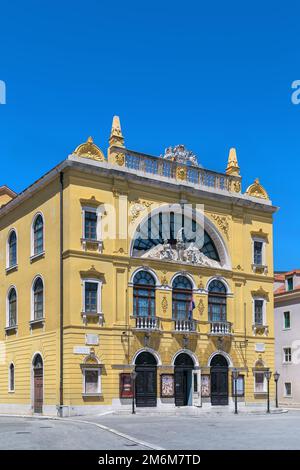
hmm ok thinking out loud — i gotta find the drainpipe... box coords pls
[58,171,64,416]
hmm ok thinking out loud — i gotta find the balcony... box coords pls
[173,318,197,333]
[133,316,160,331]
[209,321,232,336]
[110,146,241,195]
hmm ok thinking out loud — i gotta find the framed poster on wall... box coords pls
[160,374,174,398]
[119,373,133,398]
[201,374,210,397]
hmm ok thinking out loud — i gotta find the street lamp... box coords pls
[232,368,239,415]
[274,371,280,408]
[264,369,272,413]
[131,370,137,415]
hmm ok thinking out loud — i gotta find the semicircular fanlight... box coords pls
[132,211,219,261]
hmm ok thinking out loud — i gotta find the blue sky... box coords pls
[0,1,299,270]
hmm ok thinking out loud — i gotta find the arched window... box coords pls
[8,288,17,327]
[33,277,44,320]
[133,271,155,317]
[8,230,17,268]
[9,363,15,392]
[172,275,193,320]
[33,214,44,255]
[208,279,227,322]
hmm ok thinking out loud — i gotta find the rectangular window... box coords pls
[283,347,292,363]
[254,299,264,325]
[287,277,293,291]
[84,211,97,240]
[284,382,292,397]
[254,372,266,393]
[85,282,98,313]
[283,311,291,329]
[84,369,100,394]
[253,241,263,265]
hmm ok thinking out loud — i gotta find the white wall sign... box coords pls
[255,343,265,352]
[73,346,90,355]
[85,334,99,346]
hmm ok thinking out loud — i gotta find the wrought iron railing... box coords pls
[134,316,160,330]
[209,321,232,335]
[111,147,241,194]
[174,318,197,332]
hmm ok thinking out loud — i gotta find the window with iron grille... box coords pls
[172,275,193,320]
[83,368,101,394]
[208,280,227,322]
[8,288,17,327]
[254,299,264,325]
[33,277,44,320]
[254,372,266,393]
[33,215,44,255]
[8,230,17,267]
[84,211,97,240]
[85,282,98,313]
[133,271,155,317]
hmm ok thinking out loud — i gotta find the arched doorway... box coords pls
[174,353,194,406]
[210,354,228,405]
[135,352,157,407]
[33,354,43,413]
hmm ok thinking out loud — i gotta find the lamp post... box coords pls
[232,368,239,415]
[264,369,272,413]
[274,371,280,408]
[131,370,137,415]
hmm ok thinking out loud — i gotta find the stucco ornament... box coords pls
[141,230,221,268]
[74,136,105,162]
[246,178,269,199]
[210,214,229,239]
[130,200,153,223]
[161,145,200,167]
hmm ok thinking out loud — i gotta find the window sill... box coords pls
[252,324,269,336]
[282,362,292,365]
[30,252,45,263]
[29,318,45,328]
[254,392,268,397]
[252,264,268,274]
[81,312,104,326]
[8,390,15,394]
[82,393,103,398]
[6,265,18,274]
[5,326,18,335]
[81,238,103,253]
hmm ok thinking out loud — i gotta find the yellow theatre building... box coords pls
[0,117,277,416]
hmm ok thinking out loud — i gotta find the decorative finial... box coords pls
[109,115,124,147]
[226,147,240,176]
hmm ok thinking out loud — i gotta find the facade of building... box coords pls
[0,117,277,416]
[274,271,300,406]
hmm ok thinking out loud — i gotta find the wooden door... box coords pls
[34,367,43,413]
[135,366,157,407]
